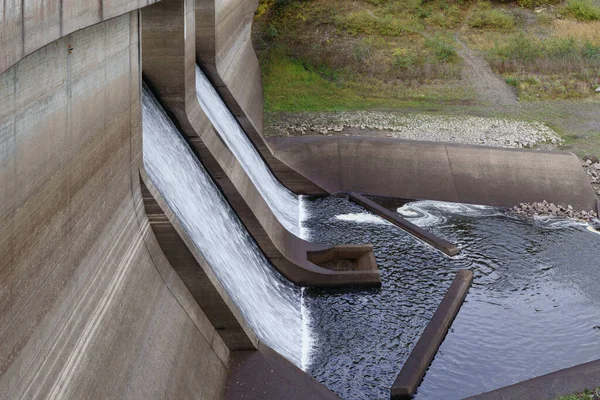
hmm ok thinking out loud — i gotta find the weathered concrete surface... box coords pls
[142,0,380,287]
[194,0,324,194]
[226,344,342,400]
[269,136,598,212]
[0,0,159,76]
[465,359,600,400]
[0,14,230,399]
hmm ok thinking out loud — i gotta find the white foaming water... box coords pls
[142,86,306,367]
[300,287,314,370]
[194,66,301,236]
[299,195,310,240]
[397,200,502,227]
[335,213,391,225]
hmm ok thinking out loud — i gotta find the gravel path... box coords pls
[455,37,519,108]
[267,111,563,149]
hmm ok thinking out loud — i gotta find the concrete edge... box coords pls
[268,136,598,212]
[464,359,600,400]
[391,269,473,399]
[348,193,460,257]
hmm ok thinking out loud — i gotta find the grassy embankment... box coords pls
[558,387,600,399]
[253,0,600,156]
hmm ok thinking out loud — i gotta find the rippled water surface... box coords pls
[304,197,600,400]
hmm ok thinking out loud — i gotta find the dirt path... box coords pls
[454,37,519,108]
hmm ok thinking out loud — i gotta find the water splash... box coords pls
[142,85,305,367]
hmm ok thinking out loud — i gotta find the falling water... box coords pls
[142,85,304,367]
[194,66,301,236]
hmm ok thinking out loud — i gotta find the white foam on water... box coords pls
[142,85,306,367]
[335,213,390,225]
[194,66,301,236]
[397,200,502,227]
[300,287,314,371]
[299,195,310,240]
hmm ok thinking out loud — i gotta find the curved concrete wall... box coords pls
[0,13,233,399]
[194,0,324,193]
[269,136,599,212]
[0,0,159,76]
[142,0,380,287]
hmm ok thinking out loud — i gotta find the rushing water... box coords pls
[194,66,301,236]
[142,85,305,367]
[303,197,600,400]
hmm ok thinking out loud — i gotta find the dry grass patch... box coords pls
[552,19,600,44]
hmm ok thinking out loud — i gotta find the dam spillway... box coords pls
[195,66,302,236]
[142,85,305,367]
[3,0,600,397]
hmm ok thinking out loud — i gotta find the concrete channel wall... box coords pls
[0,11,232,399]
[269,136,599,212]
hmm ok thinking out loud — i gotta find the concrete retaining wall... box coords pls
[0,13,230,399]
[269,136,598,212]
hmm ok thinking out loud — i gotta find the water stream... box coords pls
[142,85,305,367]
[194,66,301,236]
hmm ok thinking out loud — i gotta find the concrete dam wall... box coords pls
[0,13,232,398]
[1,0,598,397]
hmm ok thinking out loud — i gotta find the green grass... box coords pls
[563,0,600,21]
[468,4,516,31]
[487,33,600,98]
[261,53,471,112]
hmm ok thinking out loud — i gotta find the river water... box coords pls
[303,196,600,399]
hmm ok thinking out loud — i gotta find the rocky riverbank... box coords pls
[582,155,600,197]
[511,201,598,222]
[266,111,564,149]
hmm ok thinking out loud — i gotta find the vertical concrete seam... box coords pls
[337,140,344,191]
[444,145,460,203]
[59,0,63,36]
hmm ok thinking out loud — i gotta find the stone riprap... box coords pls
[582,158,600,195]
[511,201,598,221]
[267,111,563,149]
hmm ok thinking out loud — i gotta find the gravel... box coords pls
[267,111,564,149]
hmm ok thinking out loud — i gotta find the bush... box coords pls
[563,0,600,21]
[468,4,516,31]
[392,48,417,68]
[425,35,458,62]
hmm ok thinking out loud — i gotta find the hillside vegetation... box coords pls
[253,0,600,156]
[254,0,600,110]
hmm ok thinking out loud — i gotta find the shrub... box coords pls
[468,4,516,31]
[425,35,458,62]
[392,48,417,68]
[563,0,600,21]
